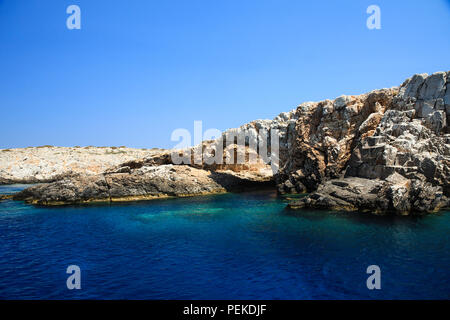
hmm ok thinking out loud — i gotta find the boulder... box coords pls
[289,174,448,215]
[7,71,450,215]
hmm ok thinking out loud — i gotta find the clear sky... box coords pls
[1,0,449,149]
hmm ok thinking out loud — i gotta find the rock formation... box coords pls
[4,71,450,214]
[288,174,448,215]
[288,72,450,214]
[276,88,398,193]
[13,163,273,205]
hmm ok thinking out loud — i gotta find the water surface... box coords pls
[0,185,449,299]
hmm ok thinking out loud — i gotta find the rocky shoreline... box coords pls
[288,175,448,215]
[2,71,450,215]
[281,71,450,215]
[12,163,274,206]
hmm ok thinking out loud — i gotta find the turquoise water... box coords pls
[0,184,449,299]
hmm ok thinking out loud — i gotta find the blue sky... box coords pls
[1,0,449,149]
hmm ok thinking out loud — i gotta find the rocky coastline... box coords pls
[283,72,450,215]
[2,71,450,215]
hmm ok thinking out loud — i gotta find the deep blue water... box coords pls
[0,184,449,299]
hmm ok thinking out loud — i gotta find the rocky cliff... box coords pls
[276,88,399,193]
[288,71,449,214]
[5,71,450,214]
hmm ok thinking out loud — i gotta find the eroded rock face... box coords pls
[6,123,284,205]
[276,88,398,193]
[5,71,450,214]
[289,71,450,214]
[13,164,273,205]
[289,174,448,215]
[170,110,297,177]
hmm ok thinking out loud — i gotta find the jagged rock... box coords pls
[288,71,450,215]
[346,71,450,193]
[289,174,448,215]
[6,71,450,214]
[276,88,398,192]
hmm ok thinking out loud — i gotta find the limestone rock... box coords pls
[0,146,164,184]
[13,164,272,205]
[277,88,398,192]
[289,175,448,215]
[5,71,450,215]
[288,71,450,215]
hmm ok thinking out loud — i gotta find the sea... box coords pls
[0,184,449,299]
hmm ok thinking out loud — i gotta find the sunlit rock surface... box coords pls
[5,71,450,213]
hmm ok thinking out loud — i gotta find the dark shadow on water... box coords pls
[207,170,276,192]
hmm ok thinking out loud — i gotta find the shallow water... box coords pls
[0,185,449,299]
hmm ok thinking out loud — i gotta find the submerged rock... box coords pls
[276,88,399,193]
[0,194,13,201]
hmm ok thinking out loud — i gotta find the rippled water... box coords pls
[0,184,449,299]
